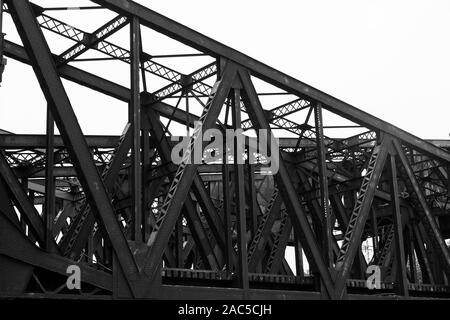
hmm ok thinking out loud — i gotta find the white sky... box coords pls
[1,0,450,139]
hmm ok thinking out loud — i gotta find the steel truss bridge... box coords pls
[0,0,450,300]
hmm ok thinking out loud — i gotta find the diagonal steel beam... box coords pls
[141,62,238,282]
[7,0,138,290]
[144,106,222,269]
[265,211,292,274]
[183,196,220,270]
[0,151,59,252]
[60,126,132,258]
[333,138,389,298]
[241,98,310,130]
[0,173,24,230]
[0,211,112,291]
[238,68,335,298]
[247,188,282,272]
[412,222,435,284]
[23,7,189,87]
[393,139,450,272]
[192,174,235,264]
[58,15,128,64]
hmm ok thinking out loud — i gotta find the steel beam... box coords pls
[183,196,220,270]
[412,223,435,284]
[388,153,409,296]
[44,106,56,252]
[0,134,120,148]
[334,138,389,298]
[0,212,112,291]
[314,102,332,266]
[141,62,238,285]
[144,107,222,269]
[0,151,58,251]
[239,68,335,298]
[393,139,450,272]
[248,190,282,272]
[265,214,292,274]
[61,126,132,259]
[58,15,128,64]
[130,16,142,242]
[232,87,249,292]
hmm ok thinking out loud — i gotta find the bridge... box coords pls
[0,0,450,300]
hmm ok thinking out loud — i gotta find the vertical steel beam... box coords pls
[45,106,55,252]
[175,216,183,267]
[7,0,138,289]
[294,234,305,279]
[232,87,249,291]
[370,208,379,259]
[142,129,150,238]
[314,102,333,267]
[19,178,28,232]
[130,16,142,243]
[247,164,258,237]
[222,159,234,271]
[388,153,409,296]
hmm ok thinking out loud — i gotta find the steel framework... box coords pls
[1,0,450,300]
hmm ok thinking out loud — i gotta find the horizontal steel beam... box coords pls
[10,132,443,154]
[27,181,75,201]
[154,284,420,300]
[0,134,119,148]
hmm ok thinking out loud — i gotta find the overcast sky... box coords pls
[1,0,450,139]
